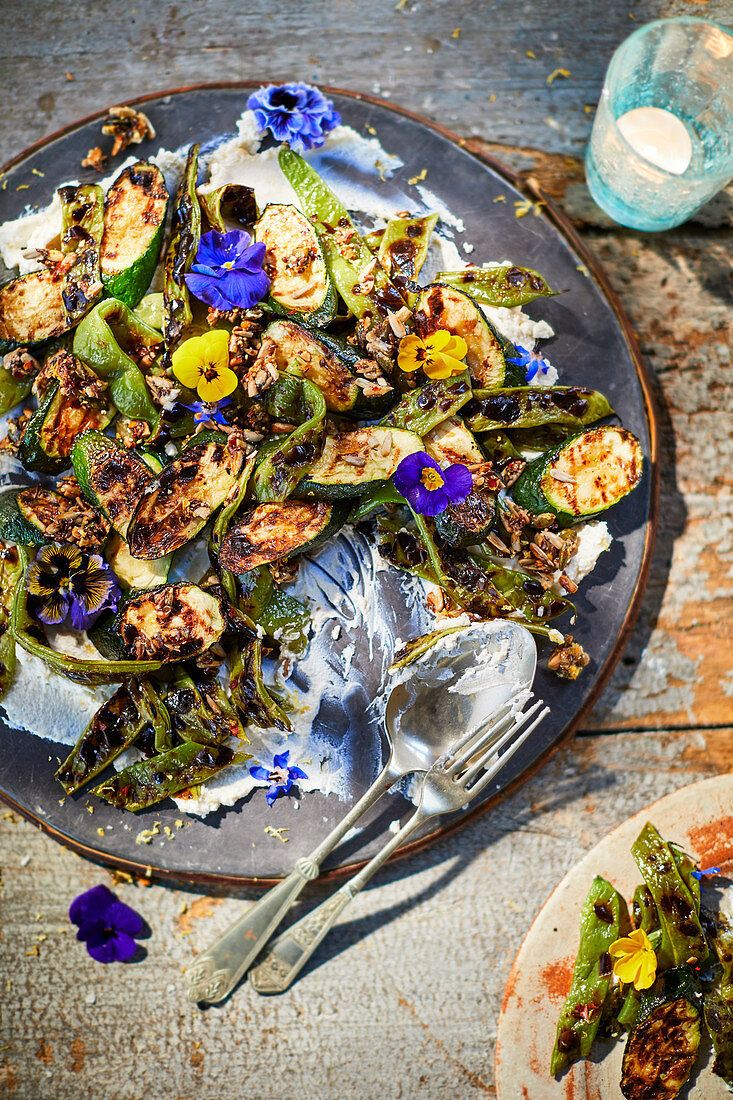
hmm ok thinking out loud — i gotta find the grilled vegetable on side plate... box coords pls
[512,426,643,522]
[260,319,393,416]
[100,162,169,307]
[413,284,512,388]
[219,500,347,573]
[465,386,612,433]
[631,823,707,968]
[297,427,422,499]
[620,967,702,1100]
[254,203,337,326]
[115,583,226,662]
[376,212,438,305]
[551,875,627,1076]
[128,433,249,558]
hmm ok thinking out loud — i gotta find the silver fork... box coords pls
[248,698,548,994]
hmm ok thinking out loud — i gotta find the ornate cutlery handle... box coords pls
[187,764,396,1003]
[186,859,319,1003]
[250,807,426,994]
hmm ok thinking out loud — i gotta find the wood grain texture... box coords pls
[1,1,732,1096]
[0,728,726,1100]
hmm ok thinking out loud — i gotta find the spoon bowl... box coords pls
[383,619,537,778]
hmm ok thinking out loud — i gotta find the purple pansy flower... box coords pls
[393,452,473,517]
[247,82,341,152]
[185,230,270,311]
[69,884,144,963]
[183,396,232,426]
[27,544,120,630]
[250,750,308,807]
[506,343,552,383]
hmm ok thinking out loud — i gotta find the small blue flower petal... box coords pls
[442,463,474,505]
[288,767,308,782]
[273,751,291,770]
[249,765,271,782]
[247,82,340,152]
[185,230,270,311]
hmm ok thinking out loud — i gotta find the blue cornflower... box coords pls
[393,451,473,517]
[507,343,552,383]
[69,885,144,963]
[183,397,233,426]
[247,82,341,152]
[250,750,308,806]
[185,230,270,312]
[691,866,723,881]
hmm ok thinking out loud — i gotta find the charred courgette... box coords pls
[100,162,169,308]
[512,426,643,522]
[127,433,249,559]
[413,284,511,388]
[219,500,346,573]
[255,203,337,326]
[297,427,422,500]
[115,583,226,662]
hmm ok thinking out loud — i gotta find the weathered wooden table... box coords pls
[1,2,731,1097]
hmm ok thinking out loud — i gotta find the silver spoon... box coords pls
[186,618,537,1004]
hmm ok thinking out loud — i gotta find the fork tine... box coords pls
[439,704,512,766]
[462,705,549,796]
[446,698,544,779]
[457,699,545,785]
[442,708,514,778]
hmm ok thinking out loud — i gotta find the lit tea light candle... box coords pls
[616,106,693,175]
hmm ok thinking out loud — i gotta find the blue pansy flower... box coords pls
[185,230,270,312]
[393,452,473,517]
[506,343,552,383]
[183,396,233,426]
[250,750,308,806]
[69,884,144,963]
[247,82,341,152]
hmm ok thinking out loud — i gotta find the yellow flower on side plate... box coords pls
[171,329,238,402]
[609,928,657,990]
[397,330,468,380]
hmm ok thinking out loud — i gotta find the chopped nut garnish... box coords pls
[101,105,156,157]
[245,336,279,397]
[3,348,39,381]
[33,350,107,405]
[81,146,107,172]
[548,635,590,680]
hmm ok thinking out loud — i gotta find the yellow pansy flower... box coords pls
[397,330,468,380]
[171,329,238,402]
[609,928,657,990]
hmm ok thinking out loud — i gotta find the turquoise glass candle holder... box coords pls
[586,17,733,231]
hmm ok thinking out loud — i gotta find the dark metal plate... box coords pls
[0,85,658,886]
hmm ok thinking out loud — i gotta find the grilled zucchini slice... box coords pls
[424,416,484,467]
[127,435,249,559]
[466,387,612,432]
[0,270,68,347]
[219,500,346,573]
[116,583,226,662]
[100,162,169,308]
[72,430,153,537]
[413,284,510,388]
[512,425,643,522]
[107,534,170,590]
[435,492,495,548]
[255,204,337,326]
[262,319,393,417]
[0,485,108,547]
[19,381,114,474]
[297,427,423,500]
[621,997,700,1099]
